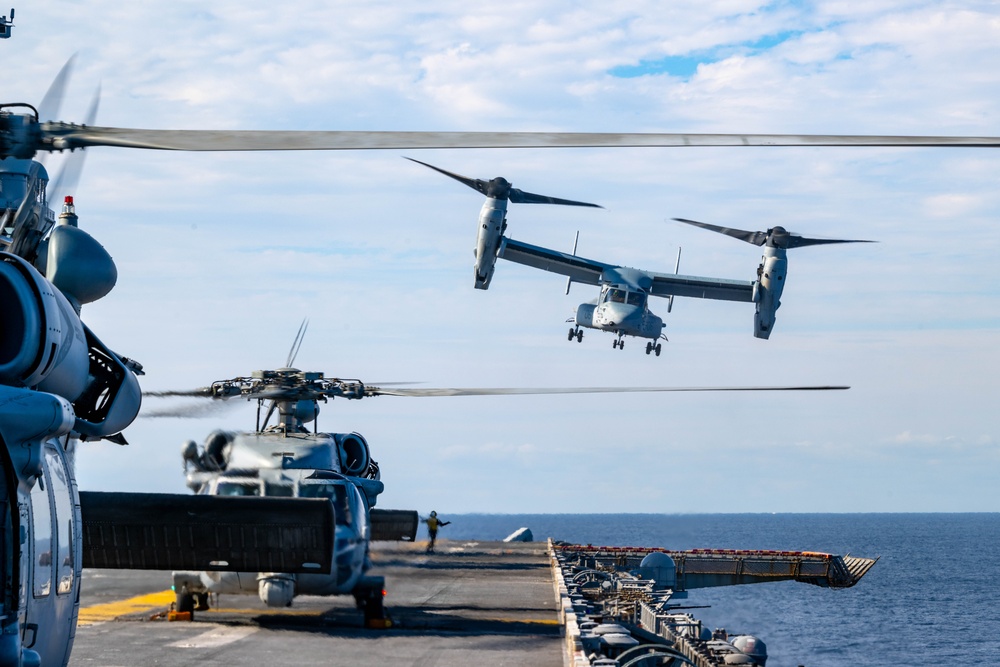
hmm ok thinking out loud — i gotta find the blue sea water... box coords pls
[432,513,1000,667]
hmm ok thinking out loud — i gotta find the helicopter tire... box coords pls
[176,590,196,615]
[568,328,575,341]
[576,330,583,342]
[619,340,624,350]
[612,340,618,349]
[655,344,662,357]
[645,342,653,355]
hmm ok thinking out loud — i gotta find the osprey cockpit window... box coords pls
[604,288,626,303]
[626,291,647,307]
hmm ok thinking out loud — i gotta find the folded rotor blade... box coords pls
[508,188,602,208]
[673,218,768,245]
[41,128,1000,154]
[365,385,848,397]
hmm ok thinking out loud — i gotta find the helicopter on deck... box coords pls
[166,364,412,624]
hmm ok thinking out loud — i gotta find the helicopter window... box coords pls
[626,291,646,307]
[216,481,261,497]
[44,448,74,595]
[264,483,293,497]
[30,467,53,598]
[299,483,352,527]
[604,288,626,303]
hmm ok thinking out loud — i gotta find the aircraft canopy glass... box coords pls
[299,483,353,526]
[216,481,261,496]
[603,288,647,308]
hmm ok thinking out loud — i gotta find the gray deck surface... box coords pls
[69,540,562,666]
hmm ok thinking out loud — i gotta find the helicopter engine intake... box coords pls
[0,252,140,438]
[335,433,371,477]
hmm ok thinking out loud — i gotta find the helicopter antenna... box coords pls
[286,318,309,368]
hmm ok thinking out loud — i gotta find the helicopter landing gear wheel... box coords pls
[645,342,652,355]
[576,330,583,342]
[176,590,195,615]
[612,339,618,349]
[613,337,624,350]
[655,343,662,357]
[568,327,575,341]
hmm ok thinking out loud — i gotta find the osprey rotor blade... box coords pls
[409,157,600,207]
[405,157,489,195]
[364,385,849,397]
[507,188,602,207]
[673,218,768,246]
[674,218,874,249]
[784,235,875,249]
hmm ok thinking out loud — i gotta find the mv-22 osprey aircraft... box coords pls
[2,55,997,667]
[409,159,873,356]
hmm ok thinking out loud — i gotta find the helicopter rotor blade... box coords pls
[364,385,849,397]
[37,54,76,123]
[142,387,215,398]
[50,83,101,203]
[285,317,309,368]
[141,400,244,419]
[31,128,1000,156]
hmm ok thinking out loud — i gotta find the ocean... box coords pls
[429,513,1000,666]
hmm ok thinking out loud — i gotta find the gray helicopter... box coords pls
[409,160,872,354]
[147,342,856,621]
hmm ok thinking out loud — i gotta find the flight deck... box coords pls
[69,540,562,667]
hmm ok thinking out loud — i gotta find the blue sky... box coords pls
[6,0,999,513]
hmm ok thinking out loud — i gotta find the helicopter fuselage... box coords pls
[175,428,384,610]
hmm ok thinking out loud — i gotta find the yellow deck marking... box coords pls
[77,589,175,626]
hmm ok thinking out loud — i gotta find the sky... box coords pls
[5,1,999,514]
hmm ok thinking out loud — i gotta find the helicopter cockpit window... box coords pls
[264,483,293,497]
[604,288,626,303]
[626,291,646,307]
[44,448,74,595]
[30,467,53,598]
[299,483,352,527]
[215,481,261,497]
